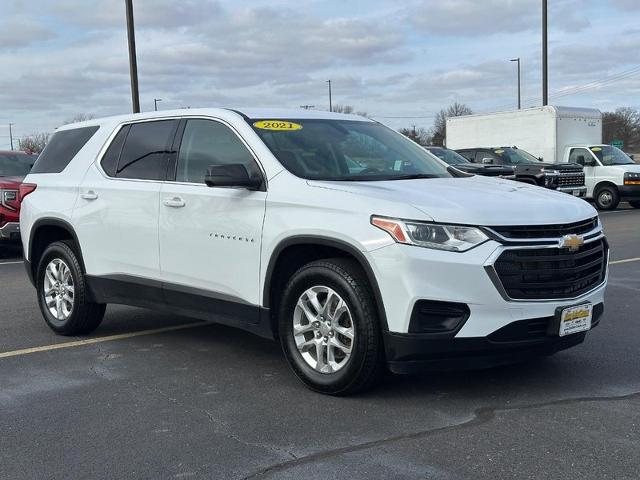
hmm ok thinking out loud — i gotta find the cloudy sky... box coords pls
[1,0,639,148]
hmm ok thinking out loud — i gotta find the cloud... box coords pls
[409,0,590,36]
[0,17,54,47]
[609,0,640,10]
[0,0,637,142]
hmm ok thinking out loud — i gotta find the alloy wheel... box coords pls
[292,286,355,374]
[43,258,75,321]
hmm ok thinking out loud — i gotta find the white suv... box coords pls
[20,108,608,395]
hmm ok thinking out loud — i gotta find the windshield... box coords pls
[250,119,451,181]
[0,153,36,177]
[426,147,468,165]
[492,147,541,165]
[590,145,634,165]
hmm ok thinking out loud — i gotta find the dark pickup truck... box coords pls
[455,146,586,197]
[425,146,515,178]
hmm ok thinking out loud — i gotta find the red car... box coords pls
[0,151,38,243]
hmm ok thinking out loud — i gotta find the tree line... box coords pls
[14,107,640,154]
[398,104,640,152]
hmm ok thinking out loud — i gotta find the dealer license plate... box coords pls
[559,303,593,336]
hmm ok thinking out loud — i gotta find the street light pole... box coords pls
[326,80,332,112]
[154,98,162,111]
[125,0,140,113]
[8,123,14,150]
[542,0,548,106]
[510,58,521,109]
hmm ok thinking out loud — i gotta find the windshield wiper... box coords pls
[391,173,439,180]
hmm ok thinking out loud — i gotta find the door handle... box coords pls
[80,190,98,200]
[163,196,186,208]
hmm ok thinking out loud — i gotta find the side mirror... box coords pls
[576,155,585,164]
[205,164,262,190]
[482,157,494,165]
[538,157,544,161]
[629,154,635,161]
[584,157,596,167]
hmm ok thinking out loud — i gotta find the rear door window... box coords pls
[30,126,99,174]
[116,120,178,181]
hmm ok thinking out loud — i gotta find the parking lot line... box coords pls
[0,260,23,265]
[609,257,640,265]
[0,321,213,360]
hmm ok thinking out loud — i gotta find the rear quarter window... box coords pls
[30,126,99,174]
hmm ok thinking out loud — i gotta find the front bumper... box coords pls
[368,236,608,370]
[385,303,603,373]
[0,222,20,241]
[619,184,640,200]
[557,186,587,197]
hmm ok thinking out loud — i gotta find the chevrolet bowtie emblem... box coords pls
[559,234,584,251]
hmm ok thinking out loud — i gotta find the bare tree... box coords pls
[64,113,96,124]
[431,102,473,146]
[399,126,431,146]
[18,133,50,154]
[332,104,369,117]
[602,107,640,151]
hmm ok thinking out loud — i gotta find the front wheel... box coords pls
[36,241,106,335]
[629,200,640,209]
[278,258,383,395]
[594,186,620,210]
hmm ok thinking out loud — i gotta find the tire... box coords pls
[36,241,106,335]
[278,258,383,395]
[629,200,640,209]
[594,185,620,210]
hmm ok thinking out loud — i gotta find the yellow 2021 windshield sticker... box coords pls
[253,120,303,131]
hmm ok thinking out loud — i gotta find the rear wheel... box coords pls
[629,200,640,209]
[594,185,620,210]
[36,241,106,335]
[278,258,383,395]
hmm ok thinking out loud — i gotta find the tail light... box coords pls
[19,183,37,202]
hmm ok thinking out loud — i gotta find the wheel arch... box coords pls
[27,218,84,285]
[515,176,540,186]
[594,180,619,195]
[263,236,389,337]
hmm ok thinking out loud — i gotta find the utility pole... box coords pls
[300,105,315,110]
[125,0,140,113]
[510,58,521,109]
[8,123,14,150]
[154,98,162,111]
[542,0,548,106]
[326,80,332,112]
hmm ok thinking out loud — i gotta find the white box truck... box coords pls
[446,106,640,210]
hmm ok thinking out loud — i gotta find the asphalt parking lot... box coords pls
[1,205,639,480]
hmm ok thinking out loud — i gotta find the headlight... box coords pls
[541,168,560,175]
[624,172,640,185]
[371,216,489,252]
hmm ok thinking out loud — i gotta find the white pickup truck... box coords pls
[446,106,640,210]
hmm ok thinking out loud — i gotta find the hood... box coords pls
[0,176,24,188]
[610,163,640,173]
[308,176,597,226]
[455,164,514,176]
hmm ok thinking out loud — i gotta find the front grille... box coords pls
[489,217,598,239]
[557,173,585,187]
[493,238,607,300]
